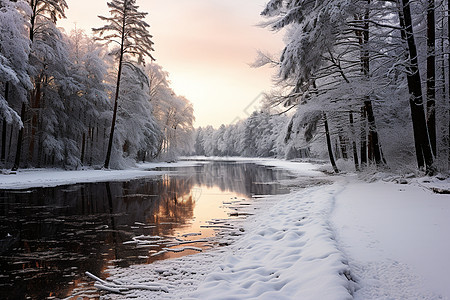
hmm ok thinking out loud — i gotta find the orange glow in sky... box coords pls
[59,0,283,128]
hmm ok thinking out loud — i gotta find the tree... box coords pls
[398,0,435,173]
[324,113,339,173]
[11,0,68,170]
[93,0,155,169]
[114,63,160,166]
[357,0,383,166]
[66,28,111,167]
[261,1,365,169]
[426,0,436,155]
[146,63,195,159]
[0,0,32,166]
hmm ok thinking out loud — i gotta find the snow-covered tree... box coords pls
[146,63,195,159]
[9,0,69,170]
[31,22,82,168]
[0,0,32,166]
[66,28,111,166]
[258,0,449,173]
[112,63,160,167]
[93,0,155,168]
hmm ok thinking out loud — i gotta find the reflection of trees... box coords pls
[191,162,290,196]
[0,175,196,300]
[155,177,194,225]
[113,175,195,233]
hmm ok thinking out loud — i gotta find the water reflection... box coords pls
[0,161,291,299]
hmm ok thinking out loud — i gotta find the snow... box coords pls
[1,158,449,299]
[94,160,449,300]
[91,165,353,300]
[189,183,354,300]
[332,177,450,299]
[0,161,201,189]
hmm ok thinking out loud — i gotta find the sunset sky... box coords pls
[59,0,284,128]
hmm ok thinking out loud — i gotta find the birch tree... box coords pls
[93,0,155,169]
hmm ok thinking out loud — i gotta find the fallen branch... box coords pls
[86,271,169,294]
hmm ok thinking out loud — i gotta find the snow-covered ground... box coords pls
[333,177,450,299]
[0,161,200,189]
[2,158,449,299]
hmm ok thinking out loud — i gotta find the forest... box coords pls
[1,0,450,174]
[0,0,194,170]
[195,0,450,175]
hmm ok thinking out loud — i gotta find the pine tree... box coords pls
[93,0,155,169]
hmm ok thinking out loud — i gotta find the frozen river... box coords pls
[0,160,292,299]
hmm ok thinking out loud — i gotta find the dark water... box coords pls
[0,161,292,299]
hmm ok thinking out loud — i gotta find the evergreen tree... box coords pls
[93,0,155,168]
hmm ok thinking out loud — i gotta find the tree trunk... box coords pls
[339,133,348,159]
[28,81,41,164]
[81,132,86,165]
[427,0,436,155]
[399,0,435,173]
[362,0,383,166]
[104,57,123,168]
[324,113,339,173]
[448,0,450,169]
[90,124,95,166]
[12,103,26,171]
[8,122,13,163]
[1,83,9,164]
[349,112,360,171]
[365,101,382,164]
[1,120,6,165]
[104,7,127,169]
[360,107,368,167]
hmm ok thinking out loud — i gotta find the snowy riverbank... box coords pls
[2,158,449,299]
[0,161,200,189]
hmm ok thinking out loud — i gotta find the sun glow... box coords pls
[59,0,283,128]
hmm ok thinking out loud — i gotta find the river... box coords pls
[0,160,293,299]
